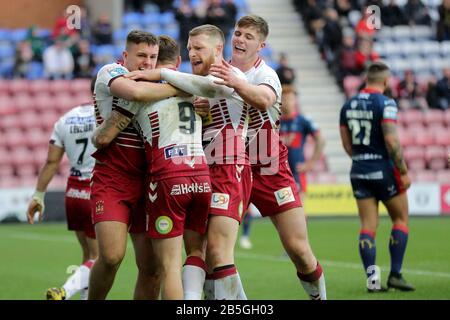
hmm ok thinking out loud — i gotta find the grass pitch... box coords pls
[1,216,449,300]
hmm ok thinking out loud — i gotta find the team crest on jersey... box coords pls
[107,66,126,78]
[202,111,213,126]
[155,216,173,235]
[274,187,295,206]
[95,200,104,215]
[211,193,230,210]
[164,145,188,159]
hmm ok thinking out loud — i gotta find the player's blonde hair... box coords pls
[236,15,269,41]
[189,24,225,45]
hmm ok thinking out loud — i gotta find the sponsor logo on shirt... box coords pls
[164,145,188,159]
[211,193,230,210]
[107,66,126,78]
[170,182,211,195]
[155,216,173,235]
[274,187,295,206]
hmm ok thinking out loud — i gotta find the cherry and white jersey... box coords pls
[92,63,146,175]
[134,96,209,180]
[50,103,96,180]
[202,69,249,165]
[242,57,287,166]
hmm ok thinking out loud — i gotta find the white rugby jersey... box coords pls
[50,103,96,180]
[160,67,250,165]
[241,57,288,165]
[134,96,209,180]
[92,62,146,175]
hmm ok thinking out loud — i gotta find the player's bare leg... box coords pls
[270,207,326,300]
[206,215,243,299]
[130,233,161,299]
[382,193,415,291]
[88,221,128,300]
[183,230,207,300]
[151,236,183,299]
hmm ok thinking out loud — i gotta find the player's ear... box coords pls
[259,41,266,52]
[122,50,128,61]
[176,55,181,69]
[216,43,223,56]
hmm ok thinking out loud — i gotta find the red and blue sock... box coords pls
[389,224,409,276]
[359,229,376,277]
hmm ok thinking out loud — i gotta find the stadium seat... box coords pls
[34,92,56,111]
[49,80,71,94]
[4,128,27,149]
[425,145,447,170]
[8,79,30,94]
[70,79,91,95]
[26,128,49,150]
[392,26,412,41]
[404,146,426,170]
[412,170,436,182]
[15,163,37,178]
[10,146,35,167]
[73,93,93,105]
[0,174,20,188]
[0,79,9,94]
[33,148,49,167]
[28,80,51,95]
[415,129,435,146]
[53,92,77,112]
[422,41,441,57]
[0,164,14,176]
[13,94,35,111]
[435,170,450,184]
[424,109,445,127]
[398,129,415,147]
[402,109,424,127]
[411,25,433,41]
[440,41,450,57]
[444,109,450,127]
[17,111,42,131]
[434,127,450,146]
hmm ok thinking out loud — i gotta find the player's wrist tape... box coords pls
[32,191,45,208]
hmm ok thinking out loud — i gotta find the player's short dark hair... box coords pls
[236,15,269,41]
[189,24,225,45]
[90,74,97,94]
[366,61,390,84]
[126,30,159,49]
[157,35,180,65]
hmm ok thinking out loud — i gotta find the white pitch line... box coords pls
[235,251,450,279]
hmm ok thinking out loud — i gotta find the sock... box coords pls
[182,256,207,300]
[203,274,214,300]
[359,229,376,277]
[389,224,409,276]
[212,264,241,300]
[63,259,95,300]
[236,272,248,300]
[242,213,252,237]
[297,261,327,300]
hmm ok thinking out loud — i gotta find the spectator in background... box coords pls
[175,0,201,61]
[92,14,113,45]
[334,0,352,22]
[43,37,74,80]
[276,52,296,88]
[13,41,33,78]
[338,30,359,82]
[381,0,406,27]
[403,0,431,26]
[303,0,325,41]
[436,67,450,110]
[73,39,96,78]
[355,35,379,74]
[223,0,238,32]
[151,0,175,12]
[397,69,429,110]
[321,7,343,73]
[26,26,46,62]
[52,8,79,40]
[426,77,439,109]
[437,0,450,42]
[204,0,231,39]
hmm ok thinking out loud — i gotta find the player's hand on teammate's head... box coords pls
[400,173,411,190]
[193,97,210,117]
[26,200,44,225]
[124,69,160,81]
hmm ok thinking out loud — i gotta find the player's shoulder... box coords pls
[254,59,278,78]
[231,65,247,81]
[97,62,128,79]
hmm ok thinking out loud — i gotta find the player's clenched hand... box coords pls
[194,97,210,117]
[124,69,160,81]
[210,59,240,88]
[400,173,411,190]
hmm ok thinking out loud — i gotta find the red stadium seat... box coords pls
[13,94,35,111]
[15,163,37,178]
[425,145,447,170]
[445,109,450,127]
[0,175,20,188]
[28,80,51,95]
[433,127,450,146]
[73,93,93,106]
[17,111,42,131]
[0,164,14,176]
[26,128,50,150]
[34,92,56,111]
[18,176,37,187]
[0,79,10,95]
[424,109,445,127]
[414,129,435,146]
[404,146,426,170]
[412,170,436,182]
[402,109,424,127]
[4,128,28,149]
[398,129,415,147]
[435,170,450,184]
[343,76,362,98]
[8,79,30,95]
[49,80,71,95]
[0,148,11,166]
[32,148,49,167]
[10,147,35,167]
[0,96,16,117]
[70,79,91,95]
[53,92,76,113]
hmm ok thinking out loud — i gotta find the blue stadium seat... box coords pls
[113,28,129,42]
[26,62,44,80]
[179,61,191,73]
[142,12,160,28]
[0,44,14,58]
[159,12,176,27]
[123,12,143,28]
[0,29,11,41]
[10,29,28,43]
[36,28,51,39]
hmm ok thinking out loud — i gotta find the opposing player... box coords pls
[279,87,325,200]
[88,30,184,300]
[27,77,97,300]
[339,61,415,292]
[126,25,251,299]
[207,15,327,299]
